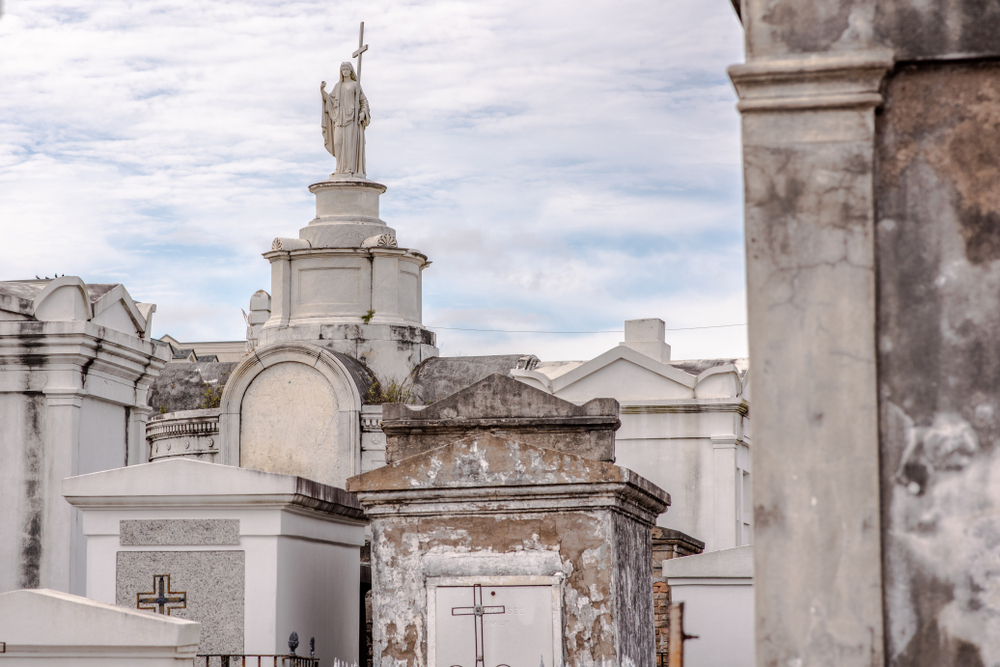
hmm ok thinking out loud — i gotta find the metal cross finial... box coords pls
[352,21,368,82]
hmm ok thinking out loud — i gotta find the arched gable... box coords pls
[31,277,92,322]
[219,342,365,487]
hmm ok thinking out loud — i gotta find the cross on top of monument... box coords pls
[352,21,368,81]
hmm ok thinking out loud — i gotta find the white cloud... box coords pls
[0,0,747,359]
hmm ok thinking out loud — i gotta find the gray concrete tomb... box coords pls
[348,374,670,667]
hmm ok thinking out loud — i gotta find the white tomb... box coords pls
[512,318,751,552]
[0,277,169,595]
[0,588,200,666]
[662,545,754,667]
[62,458,366,663]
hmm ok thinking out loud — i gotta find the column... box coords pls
[729,50,892,667]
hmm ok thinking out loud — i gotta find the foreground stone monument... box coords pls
[347,375,669,667]
[729,1,1000,664]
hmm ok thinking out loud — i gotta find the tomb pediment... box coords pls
[381,373,620,462]
[0,277,152,338]
[514,346,747,402]
[91,284,149,338]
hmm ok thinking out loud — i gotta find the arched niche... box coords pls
[219,342,368,488]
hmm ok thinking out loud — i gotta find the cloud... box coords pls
[0,0,747,360]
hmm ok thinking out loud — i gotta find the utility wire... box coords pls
[429,323,747,334]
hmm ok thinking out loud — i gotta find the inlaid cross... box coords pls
[451,585,505,667]
[137,574,187,615]
[353,21,368,82]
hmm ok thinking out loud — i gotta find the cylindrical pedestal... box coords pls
[147,408,221,462]
[301,177,395,248]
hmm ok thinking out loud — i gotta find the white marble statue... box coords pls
[321,62,370,177]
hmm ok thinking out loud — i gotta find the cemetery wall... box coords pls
[876,59,1000,665]
[733,0,1000,664]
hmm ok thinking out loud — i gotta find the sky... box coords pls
[0,0,747,362]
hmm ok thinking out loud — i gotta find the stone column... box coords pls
[267,250,292,329]
[711,434,739,550]
[729,51,893,667]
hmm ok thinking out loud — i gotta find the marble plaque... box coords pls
[120,519,240,546]
[117,550,245,654]
[298,267,360,305]
[239,362,342,485]
[435,585,555,667]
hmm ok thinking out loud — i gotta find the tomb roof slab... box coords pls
[63,458,365,520]
[0,588,200,652]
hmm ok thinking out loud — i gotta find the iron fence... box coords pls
[196,656,319,667]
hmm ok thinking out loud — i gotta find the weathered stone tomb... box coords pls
[347,374,670,667]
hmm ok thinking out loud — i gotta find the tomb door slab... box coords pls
[434,584,556,667]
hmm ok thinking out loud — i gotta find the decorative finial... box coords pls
[310,636,316,659]
[288,631,299,655]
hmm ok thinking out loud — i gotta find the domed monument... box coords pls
[218,23,438,488]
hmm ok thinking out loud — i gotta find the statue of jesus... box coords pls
[321,62,370,177]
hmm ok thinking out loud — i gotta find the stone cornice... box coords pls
[0,322,168,398]
[308,177,387,194]
[380,414,621,435]
[354,481,668,526]
[728,50,894,112]
[620,399,749,417]
[262,245,430,266]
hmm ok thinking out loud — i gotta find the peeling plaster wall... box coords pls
[611,512,654,666]
[370,510,648,667]
[745,0,1000,61]
[737,1,1000,665]
[876,61,1000,667]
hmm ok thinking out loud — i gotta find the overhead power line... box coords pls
[428,323,747,334]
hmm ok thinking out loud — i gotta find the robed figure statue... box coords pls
[321,62,370,177]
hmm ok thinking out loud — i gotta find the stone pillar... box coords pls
[729,46,893,667]
[347,374,669,667]
[711,434,739,550]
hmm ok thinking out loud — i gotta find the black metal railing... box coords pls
[197,656,319,667]
[198,633,324,667]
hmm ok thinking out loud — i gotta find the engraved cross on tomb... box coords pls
[137,574,187,615]
[436,584,555,667]
[451,585,507,667]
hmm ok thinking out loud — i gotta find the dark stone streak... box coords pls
[19,393,45,589]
